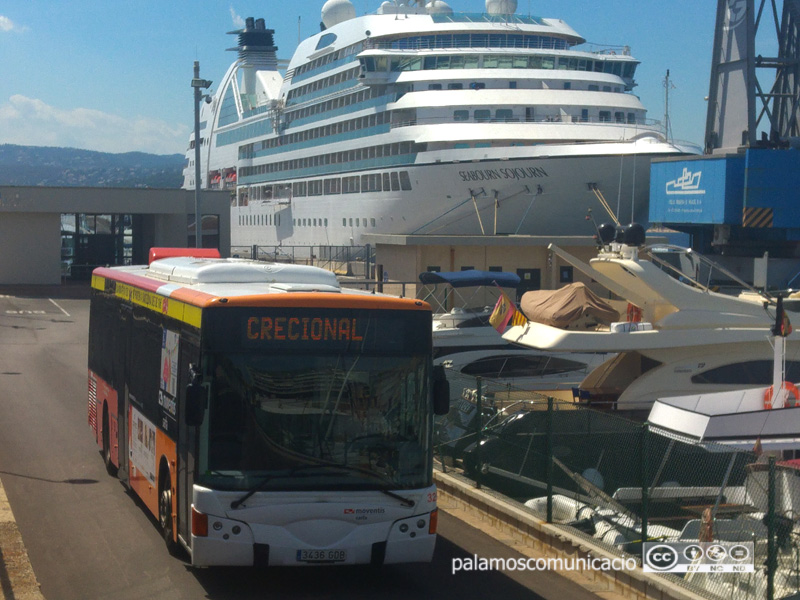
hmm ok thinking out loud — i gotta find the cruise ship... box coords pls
[183,0,699,248]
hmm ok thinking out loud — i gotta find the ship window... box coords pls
[447,83,463,90]
[581,109,589,122]
[563,82,572,90]
[424,57,437,70]
[599,111,611,122]
[315,33,335,50]
[437,57,451,69]
[383,173,391,190]
[428,83,442,90]
[349,218,353,227]
[325,219,328,227]
[474,109,491,122]
[390,172,400,191]
[512,57,527,69]
[692,361,800,385]
[371,218,376,227]
[627,112,636,124]
[483,56,499,68]
[496,56,513,69]
[308,180,323,196]
[588,84,599,91]
[496,109,513,121]
[399,171,412,191]
[449,56,465,69]
[343,218,347,226]
[471,34,488,47]
[324,178,341,194]
[614,112,625,123]
[464,55,479,69]
[454,110,469,121]
[343,176,360,194]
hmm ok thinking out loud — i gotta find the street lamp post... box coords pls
[192,61,212,248]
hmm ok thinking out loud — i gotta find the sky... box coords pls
[0,1,733,156]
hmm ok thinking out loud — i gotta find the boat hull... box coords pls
[231,146,684,247]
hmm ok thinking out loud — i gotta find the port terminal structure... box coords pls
[649,0,800,289]
[0,186,231,285]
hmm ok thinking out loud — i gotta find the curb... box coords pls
[0,477,44,600]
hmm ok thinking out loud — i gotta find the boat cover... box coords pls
[520,282,619,327]
[419,270,520,288]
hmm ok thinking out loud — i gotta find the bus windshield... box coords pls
[199,352,432,492]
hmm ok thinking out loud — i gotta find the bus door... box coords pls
[177,338,200,544]
[117,304,132,487]
[118,384,130,486]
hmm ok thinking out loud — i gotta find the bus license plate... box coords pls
[296,549,347,563]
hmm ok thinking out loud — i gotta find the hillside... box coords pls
[0,144,186,188]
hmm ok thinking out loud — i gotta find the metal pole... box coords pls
[192,61,212,249]
[546,396,554,523]
[475,377,482,490]
[640,423,649,546]
[767,456,777,600]
[193,62,202,248]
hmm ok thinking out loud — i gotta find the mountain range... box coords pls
[0,144,186,188]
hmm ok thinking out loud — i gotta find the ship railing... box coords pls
[364,38,571,53]
[391,115,665,131]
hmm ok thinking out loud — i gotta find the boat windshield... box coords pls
[198,352,432,492]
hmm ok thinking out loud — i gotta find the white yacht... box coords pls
[183,0,699,248]
[503,230,800,410]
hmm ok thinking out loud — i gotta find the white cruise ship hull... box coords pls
[232,142,685,247]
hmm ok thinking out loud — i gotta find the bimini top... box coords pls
[419,269,520,288]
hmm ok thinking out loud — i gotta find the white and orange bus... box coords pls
[88,249,449,567]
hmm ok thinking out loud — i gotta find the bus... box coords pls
[88,248,449,567]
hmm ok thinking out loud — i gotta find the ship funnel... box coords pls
[227,16,278,69]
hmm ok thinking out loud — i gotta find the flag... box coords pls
[489,289,526,332]
[772,297,793,337]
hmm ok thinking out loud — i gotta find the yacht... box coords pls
[503,227,800,410]
[183,0,699,248]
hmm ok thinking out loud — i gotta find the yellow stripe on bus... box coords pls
[110,282,202,328]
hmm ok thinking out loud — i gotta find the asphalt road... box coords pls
[0,288,598,600]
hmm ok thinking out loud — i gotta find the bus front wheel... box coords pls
[159,468,179,555]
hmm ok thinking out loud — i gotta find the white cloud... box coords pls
[0,15,27,33]
[0,95,190,155]
[229,7,245,29]
[0,16,16,32]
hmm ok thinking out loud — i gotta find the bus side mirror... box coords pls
[433,365,450,416]
[185,382,207,427]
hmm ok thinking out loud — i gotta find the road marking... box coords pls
[5,311,46,315]
[49,299,71,317]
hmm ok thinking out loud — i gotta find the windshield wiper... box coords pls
[231,465,339,509]
[335,463,416,507]
[379,488,416,508]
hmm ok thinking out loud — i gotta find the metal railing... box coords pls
[436,379,799,600]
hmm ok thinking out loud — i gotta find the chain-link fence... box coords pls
[435,376,800,600]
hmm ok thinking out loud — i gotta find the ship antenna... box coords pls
[664,69,675,143]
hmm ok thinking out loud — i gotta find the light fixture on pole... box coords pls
[192,61,212,248]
